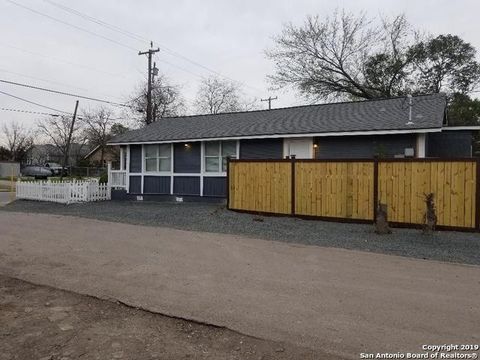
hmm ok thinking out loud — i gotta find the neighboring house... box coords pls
[108,93,480,199]
[84,145,119,166]
[27,143,89,167]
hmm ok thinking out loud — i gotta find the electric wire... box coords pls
[0,79,131,107]
[41,0,264,93]
[0,89,72,114]
[0,107,62,116]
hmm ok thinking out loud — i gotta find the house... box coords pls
[108,93,480,200]
[84,145,119,166]
[27,143,89,167]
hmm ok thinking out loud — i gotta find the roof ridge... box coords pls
[149,92,445,124]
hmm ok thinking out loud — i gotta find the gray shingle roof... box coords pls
[110,93,446,144]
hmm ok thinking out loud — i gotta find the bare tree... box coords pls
[266,11,415,101]
[81,107,120,165]
[194,76,257,114]
[37,115,85,167]
[267,10,480,102]
[2,121,34,162]
[130,74,185,126]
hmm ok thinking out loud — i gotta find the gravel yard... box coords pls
[2,199,480,265]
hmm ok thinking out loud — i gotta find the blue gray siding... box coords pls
[129,175,141,193]
[173,176,200,195]
[174,142,201,173]
[315,134,416,159]
[240,139,283,159]
[144,176,170,194]
[129,145,142,172]
[427,131,472,158]
[203,177,227,197]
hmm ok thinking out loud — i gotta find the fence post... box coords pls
[291,155,296,216]
[107,161,112,192]
[373,159,379,222]
[226,157,230,210]
[476,158,480,230]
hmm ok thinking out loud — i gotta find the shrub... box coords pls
[99,171,108,184]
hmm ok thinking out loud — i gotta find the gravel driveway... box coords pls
[2,199,480,265]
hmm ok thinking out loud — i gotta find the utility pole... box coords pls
[61,100,79,180]
[261,96,278,110]
[138,42,160,124]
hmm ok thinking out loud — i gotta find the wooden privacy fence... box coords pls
[227,159,479,231]
[16,180,110,204]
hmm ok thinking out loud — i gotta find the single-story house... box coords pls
[108,93,480,200]
[27,143,89,167]
[83,144,119,166]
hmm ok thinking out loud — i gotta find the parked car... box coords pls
[44,162,67,176]
[21,165,53,179]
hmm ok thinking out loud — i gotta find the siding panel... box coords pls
[315,135,416,159]
[240,139,283,159]
[129,175,141,193]
[427,131,472,158]
[144,176,170,194]
[174,176,200,195]
[203,177,227,197]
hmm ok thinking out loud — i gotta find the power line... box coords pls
[0,89,71,114]
[5,0,138,52]
[0,105,130,122]
[0,68,128,102]
[0,42,126,78]
[43,0,145,43]
[0,68,90,92]
[41,0,264,93]
[0,79,131,107]
[7,0,205,81]
[0,107,62,117]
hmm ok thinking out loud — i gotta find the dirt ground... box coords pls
[0,275,323,360]
[2,212,480,358]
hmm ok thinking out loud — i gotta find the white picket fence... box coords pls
[16,180,110,204]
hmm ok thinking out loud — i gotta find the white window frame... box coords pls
[203,140,237,174]
[144,144,172,173]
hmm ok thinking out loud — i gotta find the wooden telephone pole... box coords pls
[261,96,278,110]
[139,42,160,124]
[60,100,79,180]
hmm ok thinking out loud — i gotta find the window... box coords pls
[204,141,236,173]
[144,144,171,172]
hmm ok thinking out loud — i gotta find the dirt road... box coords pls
[0,192,14,206]
[0,275,319,360]
[1,212,479,359]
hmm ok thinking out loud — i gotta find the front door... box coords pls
[285,138,313,159]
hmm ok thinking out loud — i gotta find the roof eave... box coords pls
[107,127,443,146]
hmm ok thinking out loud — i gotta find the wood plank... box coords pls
[464,162,473,228]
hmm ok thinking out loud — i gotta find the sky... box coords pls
[1,0,480,146]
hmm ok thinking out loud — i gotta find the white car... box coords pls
[21,165,53,179]
[44,162,67,176]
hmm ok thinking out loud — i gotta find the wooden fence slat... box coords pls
[227,159,477,230]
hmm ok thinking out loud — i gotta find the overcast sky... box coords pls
[1,0,480,145]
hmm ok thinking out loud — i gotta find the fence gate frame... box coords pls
[227,157,480,232]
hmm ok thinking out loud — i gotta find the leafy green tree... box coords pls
[447,93,480,156]
[447,93,480,126]
[409,35,480,95]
